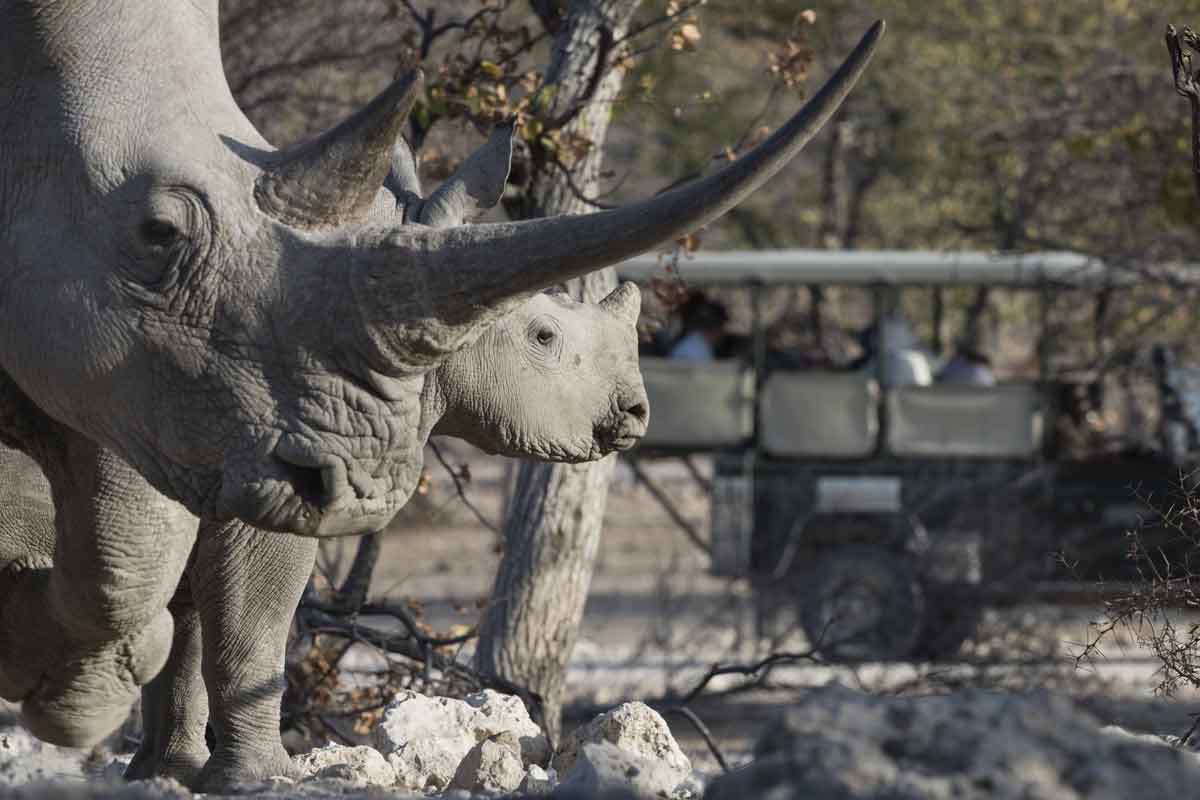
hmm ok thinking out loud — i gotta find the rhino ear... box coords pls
[599,282,641,326]
[417,123,515,228]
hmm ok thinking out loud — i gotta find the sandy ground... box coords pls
[5,445,1200,790]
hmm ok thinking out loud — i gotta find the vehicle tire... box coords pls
[798,544,924,662]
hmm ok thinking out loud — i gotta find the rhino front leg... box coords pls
[0,447,56,701]
[191,519,317,792]
[0,433,197,747]
[125,587,210,785]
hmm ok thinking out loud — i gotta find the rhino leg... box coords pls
[0,447,56,701]
[191,519,317,792]
[125,585,210,785]
[0,431,197,747]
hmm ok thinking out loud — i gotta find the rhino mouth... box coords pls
[216,438,402,537]
[608,433,642,451]
[596,418,645,454]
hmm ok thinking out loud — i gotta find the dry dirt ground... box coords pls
[5,444,1200,791]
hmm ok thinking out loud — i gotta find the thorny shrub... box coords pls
[1079,474,1200,697]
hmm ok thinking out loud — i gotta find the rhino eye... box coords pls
[526,317,563,363]
[140,218,180,249]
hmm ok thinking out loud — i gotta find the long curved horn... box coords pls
[257,70,424,228]
[400,22,883,314]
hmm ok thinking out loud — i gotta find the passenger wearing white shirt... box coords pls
[669,295,729,363]
[669,330,716,362]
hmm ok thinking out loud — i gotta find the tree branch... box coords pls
[1167,24,1200,201]
[543,23,616,131]
[429,439,500,534]
[612,0,706,47]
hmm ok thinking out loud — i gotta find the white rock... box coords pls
[465,688,551,764]
[372,689,549,792]
[673,770,706,799]
[449,731,525,794]
[0,726,87,786]
[705,686,1200,800]
[558,741,683,800]
[292,743,397,787]
[519,764,557,795]
[553,701,691,789]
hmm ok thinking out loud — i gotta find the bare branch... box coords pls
[428,439,500,534]
[676,649,821,706]
[662,706,730,773]
[1167,24,1200,201]
[333,533,381,613]
[613,0,706,47]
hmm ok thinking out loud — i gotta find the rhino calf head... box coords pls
[434,283,647,462]
[0,2,882,536]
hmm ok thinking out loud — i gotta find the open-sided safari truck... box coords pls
[619,250,1200,661]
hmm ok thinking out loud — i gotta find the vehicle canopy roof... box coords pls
[618,249,1129,288]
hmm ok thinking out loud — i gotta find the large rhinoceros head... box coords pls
[0,2,882,535]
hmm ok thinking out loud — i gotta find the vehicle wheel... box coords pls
[798,545,924,662]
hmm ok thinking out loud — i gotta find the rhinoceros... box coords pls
[0,0,883,789]
[0,280,646,789]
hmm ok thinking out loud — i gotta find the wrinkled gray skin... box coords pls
[0,0,882,791]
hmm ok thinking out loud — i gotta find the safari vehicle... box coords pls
[619,250,1200,661]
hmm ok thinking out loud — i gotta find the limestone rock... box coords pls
[372,689,549,792]
[466,688,552,764]
[449,731,525,793]
[558,741,685,799]
[292,743,397,787]
[705,686,1200,800]
[554,702,690,787]
[0,726,86,786]
[519,763,557,795]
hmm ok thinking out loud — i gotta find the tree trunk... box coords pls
[474,0,641,744]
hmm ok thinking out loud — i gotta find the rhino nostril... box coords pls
[624,402,648,424]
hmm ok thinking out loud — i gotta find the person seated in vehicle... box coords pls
[849,316,933,386]
[937,343,996,386]
[669,291,730,362]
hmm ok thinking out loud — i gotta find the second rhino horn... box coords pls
[257,70,424,229]
[418,123,516,228]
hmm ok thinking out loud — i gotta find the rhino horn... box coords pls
[404,22,884,318]
[257,69,424,228]
[385,136,423,199]
[599,282,641,325]
[418,123,515,227]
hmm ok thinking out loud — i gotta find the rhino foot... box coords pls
[125,745,209,786]
[195,742,295,793]
[20,610,175,748]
